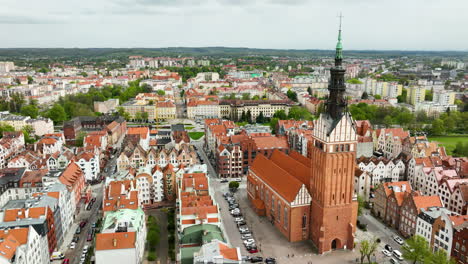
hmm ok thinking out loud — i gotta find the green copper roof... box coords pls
[335,14,344,60]
[180,224,225,245]
[102,208,145,231]
[180,247,201,264]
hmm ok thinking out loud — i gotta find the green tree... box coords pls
[228,181,240,191]
[287,89,298,102]
[46,104,67,124]
[359,239,378,264]
[252,95,260,100]
[242,93,251,100]
[179,90,185,97]
[0,123,15,138]
[273,110,288,120]
[142,112,149,121]
[116,107,131,120]
[9,93,25,113]
[229,93,236,100]
[288,106,313,120]
[75,131,87,147]
[426,249,455,264]
[361,92,369,99]
[425,89,434,101]
[397,88,408,103]
[402,235,430,264]
[357,195,365,216]
[156,90,165,96]
[431,119,446,135]
[307,87,312,95]
[27,76,33,84]
[135,112,143,121]
[20,104,39,119]
[374,94,382,99]
[269,117,279,134]
[256,111,265,124]
[240,111,246,122]
[79,72,88,77]
[246,110,252,123]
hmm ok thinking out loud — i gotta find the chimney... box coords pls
[113,238,117,247]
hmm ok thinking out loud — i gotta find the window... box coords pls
[302,215,307,228]
[284,207,288,228]
[277,201,281,221]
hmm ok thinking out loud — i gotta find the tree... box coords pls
[425,88,434,101]
[241,93,251,100]
[135,112,143,121]
[20,104,39,119]
[246,110,252,124]
[288,106,313,120]
[142,112,149,121]
[75,131,87,147]
[287,89,298,102]
[179,90,185,97]
[229,181,240,192]
[374,94,382,100]
[46,104,67,124]
[426,249,455,264]
[116,107,130,120]
[359,239,378,264]
[27,76,33,84]
[229,93,236,100]
[0,123,15,138]
[357,195,365,216]
[240,111,246,122]
[9,93,25,113]
[256,111,265,124]
[156,90,165,96]
[397,88,408,103]
[307,87,312,95]
[431,119,446,135]
[402,235,430,264]
[361,91,369,99]
[273,110,287,120]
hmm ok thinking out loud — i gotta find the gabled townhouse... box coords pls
[193,239,242,264]
[373,128,409,159]
[399,192,443,238]
[216,142,243,179]
[451,221,468,264]
[35,134,64,155]
[75,150,100,182]
[134,166,165,206]
[46,148,74,170]
[402,135,446,158]
[7,150,45,170]
[416,206,451,244]
[355,120,374,158]
[354,169,371,201]
[357,156,405,186]
[126,127,150,150]
[373,181,412,221]
[439,180,468,215]
[0,131,25,169]
[103,180,139,213]
[408,156,444,188]
[58,161,86,208]
[432,212,468,257]
[204,119,235,156]
[0,226,50,264]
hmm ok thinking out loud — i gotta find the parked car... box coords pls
[389,258,399,264]
[234,178,242,182]
[229,204,239,210]
[72,236,79,243]
[384,244,393,252]
[241,233,253,240]
[382,249,392,257]
[393,250,403,261]
[393,236,404,245]
[236,221,246,226]
[79,220,87,228]
[69,242,76,249]
[234,217,244,223]
[91,197,96,203]
[75,227,81,234]
[265,257,276,264]
[248,247,259,254]
[243,239,255,245]
[250,256,263,263]
[62,259,70,264]
[87,231,93,241]
[220,179,229,183]
[239,228,250,234]
[239,226,249,232]
[86,202,93,210]
[83,245,89,253]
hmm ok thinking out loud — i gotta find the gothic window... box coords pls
[302,215,307,228]
[284,207,288,228]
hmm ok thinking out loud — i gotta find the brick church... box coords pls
[247,22,358,254]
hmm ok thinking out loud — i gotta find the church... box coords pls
[246,22,358,254]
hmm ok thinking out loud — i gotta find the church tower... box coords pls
[307,16,358,254]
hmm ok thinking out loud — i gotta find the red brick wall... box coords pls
[290,205,310,242]
[451,227,468,264]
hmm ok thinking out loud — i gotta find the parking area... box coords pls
[213,179,361,264]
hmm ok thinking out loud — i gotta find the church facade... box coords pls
[247,23,358,254]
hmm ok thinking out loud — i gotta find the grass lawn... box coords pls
[188,132,205,140]
[428,135,468,155]
[185,126,194,130]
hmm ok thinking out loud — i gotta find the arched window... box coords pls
[302,215,307,228]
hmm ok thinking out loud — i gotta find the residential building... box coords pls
[357,156,405,186]
[432,213,467,257]
[399,192,443,238]
[193,240,242,264]
[355,120,373,158]
[415,206,451,244]
[187,100,220,119]
[58,161,86,208]
[407,86,426,105]
[0,132,25,169]
[354,169,371,201]
[219,100,294,121]
[452,221,468,264]
[95,208,147,264]
[240,135,289,174]
[372,181,411,221]
[0,226,49,264]
[103,180,139,213]
[373,128,409,159]
[94,99,120,113]
[75,150,100,182]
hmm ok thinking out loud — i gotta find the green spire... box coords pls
[335,13,343,60]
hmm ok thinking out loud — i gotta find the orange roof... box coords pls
[450,215,468,227]
[250,154,303,202]
[0,228,29,245]
[0,233,22,260]
[413,196,442,213]
[251,136,288,149]
[95,232,136,251]
[38,137,57,145]
[59,161,84,187]
[127,127,149,139]
[219,242,239,261]
[76,151,95,161]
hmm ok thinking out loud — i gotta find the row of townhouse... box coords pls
[0,132,25,169]
[373,181,468,264]
[0,113,54,136]
[96,179,147,264]
[0,162,86,263]
[177,170,242,264]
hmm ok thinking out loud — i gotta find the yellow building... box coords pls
[407,86,426,105]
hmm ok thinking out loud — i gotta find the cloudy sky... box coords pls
[0,0,466,50]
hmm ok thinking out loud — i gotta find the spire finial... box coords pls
[335,12,344,62]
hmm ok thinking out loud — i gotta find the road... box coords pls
[192,141,217,179]
[59,153,119,264]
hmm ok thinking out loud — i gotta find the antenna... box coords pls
[338,12,344,31]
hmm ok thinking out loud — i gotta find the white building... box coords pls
[358,157,405,186]
[95,208,147,264]
[0,226,49,264]
[415,207,451,244]
[75,151,100,182]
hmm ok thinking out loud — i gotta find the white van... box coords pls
[50,251,65,260]
[393,249,403,261]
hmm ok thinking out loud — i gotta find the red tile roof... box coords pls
[96,232,136,251]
